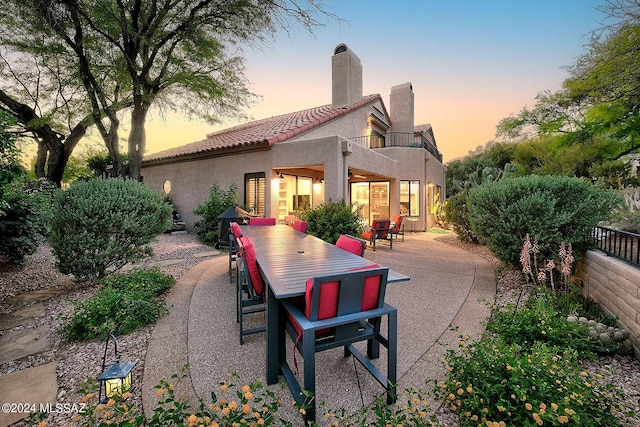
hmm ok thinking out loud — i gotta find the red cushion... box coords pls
[391,216,402,233]
[361,230,372,240]
[250,217,276,226]
[345,264,382,310]
[229,222,242,238]
[293,220,307,233]
[238,236,264,295]
[336,235,364,256]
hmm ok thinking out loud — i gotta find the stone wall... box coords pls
[580,250,640,359]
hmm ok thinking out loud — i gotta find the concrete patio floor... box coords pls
[142,231,496,424]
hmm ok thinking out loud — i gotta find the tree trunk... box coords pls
[128,103,149,181]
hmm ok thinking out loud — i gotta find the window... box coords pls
[245,173,265,216]
[400,180,420,216]
[277,175,313,220]
[350,181,389,224]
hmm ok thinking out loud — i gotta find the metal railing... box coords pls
[349,132,443,162]
[591,225,640,267]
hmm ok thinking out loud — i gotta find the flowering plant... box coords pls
[520,233,574,292]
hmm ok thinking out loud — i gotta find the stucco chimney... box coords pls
[332,43,363,109]
[390,83,414,134]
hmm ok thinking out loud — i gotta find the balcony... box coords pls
[349,132,443,162]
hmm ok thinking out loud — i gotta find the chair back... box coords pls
[292,219,307,233]
[371,219,391,239]
[390,216,403,233]
[249,217,276,226]
[335,234,367,256]
[305,267,389,340]
[237,236,264,296]
[229,221,243,238]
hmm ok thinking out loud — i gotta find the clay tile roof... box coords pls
[144,94,382,164]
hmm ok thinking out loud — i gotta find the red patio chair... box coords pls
[281,267,397,423]
[390,215,405,242]
[249,217,276,226]
[292,219,307,233]
[236,236,266,344]
[228,222,243,283]
[361,219,392,251]
[335,234,367,256]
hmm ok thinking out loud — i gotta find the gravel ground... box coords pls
[1,232,638,426]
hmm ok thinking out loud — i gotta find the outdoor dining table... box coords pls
[240,224,410,385]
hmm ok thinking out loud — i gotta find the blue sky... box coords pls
[146,0,606,162]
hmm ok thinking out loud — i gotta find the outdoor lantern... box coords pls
[98,360,137,399]
[98,334,137,402]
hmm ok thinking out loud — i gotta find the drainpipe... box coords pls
[342,139,353,201]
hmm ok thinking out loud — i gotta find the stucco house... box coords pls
[141,44,446,232]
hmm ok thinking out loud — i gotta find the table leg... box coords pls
[266,286,279,384]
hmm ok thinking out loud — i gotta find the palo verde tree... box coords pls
[0,0,337,182]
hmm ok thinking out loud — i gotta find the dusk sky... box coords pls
[144,0,606,163]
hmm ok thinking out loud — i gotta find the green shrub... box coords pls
[487,292,593,355]
[100,266,175,296]
[300,199,361,244]
[467,175,621,265]
[442,192,480,242]
[49,178,172,281]
[0,179,57,264]
[437,338,625,427]
[193,183,238,245]
[61,268,174,341]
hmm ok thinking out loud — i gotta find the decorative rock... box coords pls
[578,317,588,324]
[567,316,577,323]
[598,333,612,345]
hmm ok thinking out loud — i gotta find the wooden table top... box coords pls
[241,225,409,299]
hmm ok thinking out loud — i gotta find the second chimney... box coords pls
[390,83,415,135]
[332,44,363,109]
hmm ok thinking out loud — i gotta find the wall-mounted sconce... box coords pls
[278,172,285,179]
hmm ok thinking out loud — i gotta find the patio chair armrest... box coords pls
[282,299,393,331]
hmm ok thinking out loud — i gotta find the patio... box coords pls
[142,232,496,424]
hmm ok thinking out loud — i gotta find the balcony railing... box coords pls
[349,132,443,162]
[591,225,640,267]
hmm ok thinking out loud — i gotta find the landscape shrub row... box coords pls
[444,175,621,266]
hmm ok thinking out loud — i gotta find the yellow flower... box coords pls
[558,415,569,423]
[466,386,473,393]
[121,391,132,399]
[244,391,253,400]
[580,371,588,377]
[506,364,514,371]
[564,408,576,415]
[258,420,265,426]
[539,402,547,410]
[156,388,165,396]
[220,382,228,391]
[81,393,94,403]
[221,407,230,416]
[37,422,48,427]
[187,414,198,426]
[242,385,251,393]
[457,388,464,395]
[242,404,251,414]
[471,415,479,421]
[447,393,455,401]
[228,400,238,411]
[497,405,506,412]
[299,408,306,415]
[525,403,533,411]
[551,403,558,411]
[533,412,543,426]
[106,398,116,407]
